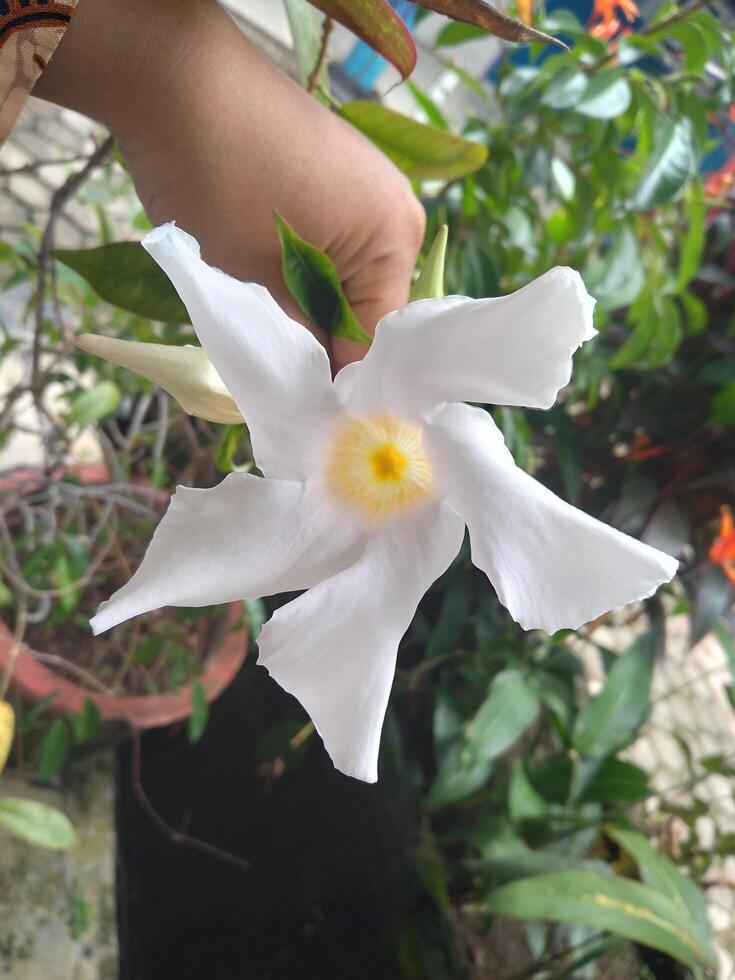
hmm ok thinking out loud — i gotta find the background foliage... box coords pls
[1,0,734,975]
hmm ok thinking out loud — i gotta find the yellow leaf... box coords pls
[0,701,15,776]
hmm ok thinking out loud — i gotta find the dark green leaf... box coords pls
[484,871,716,968]
[508,758,548,820]
[573,635,653,758]
[427,740,493,809]
[339,101,488,181]
[632,119,697,211]
[37,719,71,781]
[71,698,102,744]
[470,670,540,757]
[583,758,649,804]
[187,681,209,744]
[274,212,370,344]
[54,243,189,322]
[710,381,735,427]
[0,797,77,849]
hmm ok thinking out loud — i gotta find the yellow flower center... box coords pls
[326,415,433,518]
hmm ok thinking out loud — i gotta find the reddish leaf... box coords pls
[415,0,567,49]
[308,0,417,79]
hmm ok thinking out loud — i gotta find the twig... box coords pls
[130,728,252,873]
[30,135,115,403]
[30,651,114,695]
[307,16,333,94]
[0,154,89,178]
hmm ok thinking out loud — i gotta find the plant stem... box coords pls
[307,16,333,94]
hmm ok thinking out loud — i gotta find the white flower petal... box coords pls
[77,334,243,424]
[91,473,363,635]
[344,268,596,420]
[425,403,678,634]
[143,224,339,480]
[257,500,464,783]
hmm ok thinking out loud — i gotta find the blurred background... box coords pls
[1,1,734,977]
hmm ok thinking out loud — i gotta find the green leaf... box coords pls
[508,758,548,820]
[407,81,448,129]
[66,381,120,426]
[187,681,209,744]
[339,101,488,181]
[307,0,416,79]
[470,669,540,757]
[427,740,494,810]
[283,0,329,91]
[605,826,711,943]
[576,71,632,119]
[54,243,189,322]
[274,212,370,344]
[410,225,448,301]
[214,424,252,474]
[0,797,77,850]
[583,758,649,805]
[541,67,589,110]
[551,157,575,201]
[584,227,644,313]
[632,119,697,211]
[709,381,735,427]
[37,719,70,781]
[71,697,102,744]
[435,21,487,46]
[573,635,653,758]
[484,871,716,969]
[52,552,79,615]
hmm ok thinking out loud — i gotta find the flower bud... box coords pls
[77,335,243,424]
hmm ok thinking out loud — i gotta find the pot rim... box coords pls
[0,601,248,729]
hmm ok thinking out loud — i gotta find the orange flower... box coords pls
[589,0,639,38]
[710,505,735,587]
[705,155,735,198]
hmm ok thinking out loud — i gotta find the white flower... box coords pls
[90,223,677,783]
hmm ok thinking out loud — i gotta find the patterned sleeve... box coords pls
[0,0,78,146]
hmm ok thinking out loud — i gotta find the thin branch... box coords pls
[30,135,115,402]
[0,154,90,178]
[307,16,333,94]
[130,729,252,873]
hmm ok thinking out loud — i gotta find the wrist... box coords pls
[34,0,219,140]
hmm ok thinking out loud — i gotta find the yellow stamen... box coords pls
[371,444,407,481]
[326,415,432,518]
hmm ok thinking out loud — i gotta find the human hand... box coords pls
[35,0,425,370]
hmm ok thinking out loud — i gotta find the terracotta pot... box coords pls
[0,601,248,729]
